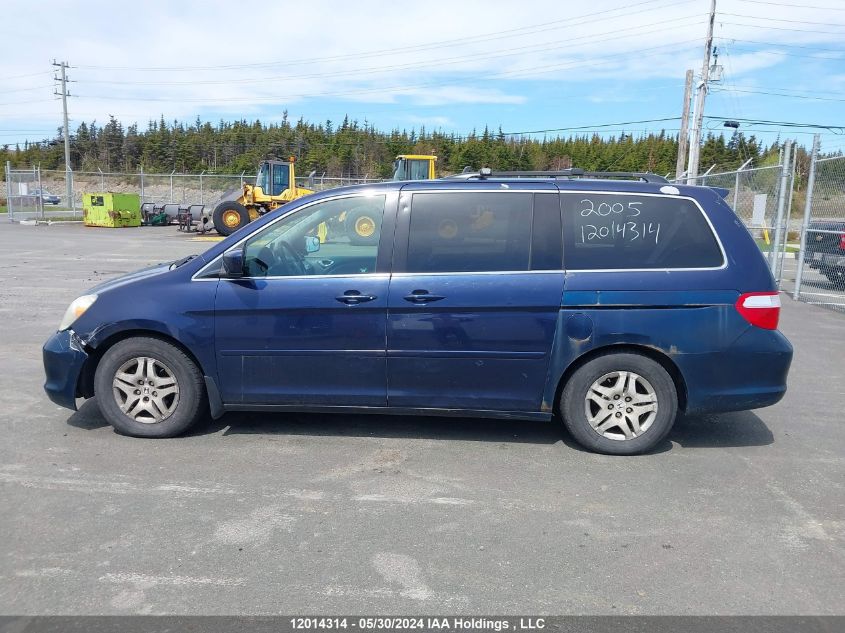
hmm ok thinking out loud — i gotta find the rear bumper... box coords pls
[679,327,793,415]
[43,329,88,411]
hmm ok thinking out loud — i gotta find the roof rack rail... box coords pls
[444,168,668,184]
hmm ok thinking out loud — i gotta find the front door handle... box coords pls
[403,289,445,303]
[335,290,377,305]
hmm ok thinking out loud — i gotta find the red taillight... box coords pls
[839,233,845,251]
[736,292,781,330]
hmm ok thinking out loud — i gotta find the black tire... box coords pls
[345,207,380,246]
[94,337,208,438]
[213,201,250,236]
[560,352,678,455]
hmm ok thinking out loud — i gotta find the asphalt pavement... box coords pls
[0,223,843,615]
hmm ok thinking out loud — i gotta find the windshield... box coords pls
[407,159,429,180]
[255,163,269,191]
[392,158,429,181]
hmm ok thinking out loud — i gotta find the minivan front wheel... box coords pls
[560,352,677,455]
[94,337,207,438]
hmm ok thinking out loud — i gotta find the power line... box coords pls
[0,97,59,107]
[711,87,845,102]
[715,37,845,53]
[74,39,702,105]
[0,70,53,81]
[702,124,844,136]
[722,45,843,61]
[718,21,845,36]
[735,0,845,10]
[727,84,845,97]
[76,16,705,88]
[4,84,54,93]
[703,115,845,131]
[719,12,845,27]
[74,0,694,72]
[502,117,682,136]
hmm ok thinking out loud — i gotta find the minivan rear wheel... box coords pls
[94,337,207,438]
[560,352,677,455]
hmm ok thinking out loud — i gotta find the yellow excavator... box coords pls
[211,154,438,237]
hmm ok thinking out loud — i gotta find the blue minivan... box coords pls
[43,170,793,454]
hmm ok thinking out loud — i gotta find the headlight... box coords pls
[59,294,97,331]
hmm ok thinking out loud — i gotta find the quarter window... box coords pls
[561,193,724,270]
[406,192,532,273]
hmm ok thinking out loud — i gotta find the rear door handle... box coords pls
[335,290,377,305]
[403,290,445,303]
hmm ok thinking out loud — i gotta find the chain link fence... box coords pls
[3,163,382,224]
[678,158,794,282]
[64,169,248,210]
[794,146,845,313]
[690,163,785,233]
[3,164,48,220]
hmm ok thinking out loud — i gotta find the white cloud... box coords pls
[404,114,456,127]
[0,0,843,140]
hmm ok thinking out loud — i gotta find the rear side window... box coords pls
[407,192,532,273]
[561,193,724,270]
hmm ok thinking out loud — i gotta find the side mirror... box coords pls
[221,247,245,278]
[304,235,321,254]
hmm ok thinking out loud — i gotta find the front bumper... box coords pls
[43,329,88,411]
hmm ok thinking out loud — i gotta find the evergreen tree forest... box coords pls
[1,111,788,178]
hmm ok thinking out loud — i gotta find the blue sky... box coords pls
[2,0,844,154]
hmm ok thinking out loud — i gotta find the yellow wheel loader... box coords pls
[211,158,313,236]
[211,154,437,238]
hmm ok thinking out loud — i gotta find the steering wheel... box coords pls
[249,240,308,277]
[270,240,307,276]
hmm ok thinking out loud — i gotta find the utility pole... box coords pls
[686,0,716,185]
[676,69,694,180]
[52,60,73,209]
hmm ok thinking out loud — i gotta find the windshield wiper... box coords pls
[170,254,199,270]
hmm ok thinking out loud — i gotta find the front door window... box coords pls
[243,194,386,277]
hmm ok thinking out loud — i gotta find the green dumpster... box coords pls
[82,193,141,228]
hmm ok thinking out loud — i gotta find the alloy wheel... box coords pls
[112,356,180,424]
[584,371,659,441]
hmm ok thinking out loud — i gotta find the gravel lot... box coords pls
[0,223,843,615]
